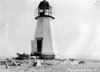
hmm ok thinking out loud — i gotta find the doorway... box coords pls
[36,37,43,53]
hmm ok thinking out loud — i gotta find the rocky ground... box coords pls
[0,59,100,72]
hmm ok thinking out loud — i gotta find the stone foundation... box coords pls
[30,52,55,59]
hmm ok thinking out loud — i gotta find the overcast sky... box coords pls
[0,0,100,59]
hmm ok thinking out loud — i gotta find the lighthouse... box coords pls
[30,0,55,59]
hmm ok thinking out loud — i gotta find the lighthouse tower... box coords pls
[31,0,55,59]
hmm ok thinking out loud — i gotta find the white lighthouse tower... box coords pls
[31,0,55,59]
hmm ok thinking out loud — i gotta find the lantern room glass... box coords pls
[34,6,53,18]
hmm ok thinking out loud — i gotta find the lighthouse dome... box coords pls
[38,0,50,9]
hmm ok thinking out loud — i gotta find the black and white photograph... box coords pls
[0,0,100,72]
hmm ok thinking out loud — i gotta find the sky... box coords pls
[0,0,100,59]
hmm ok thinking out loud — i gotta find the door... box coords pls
[36,37,43,53]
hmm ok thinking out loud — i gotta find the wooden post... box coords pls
[5,60,9,69]
[11,59,18,67]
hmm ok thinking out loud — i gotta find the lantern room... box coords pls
[35,0,54,19]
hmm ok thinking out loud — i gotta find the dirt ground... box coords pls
[0,59,100,72]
